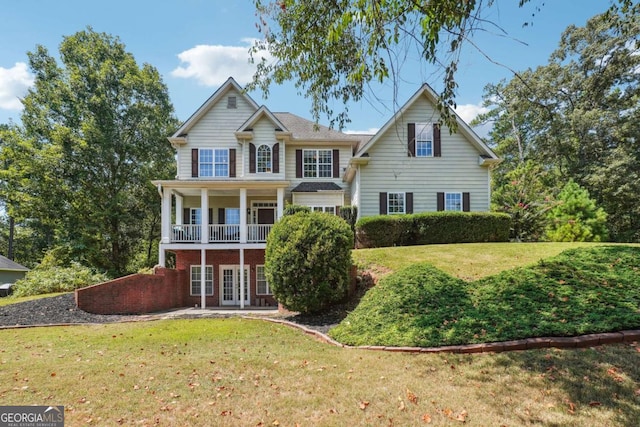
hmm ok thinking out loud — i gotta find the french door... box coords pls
[220,266,250,306]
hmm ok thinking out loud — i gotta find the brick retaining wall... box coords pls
[76,267,185,314]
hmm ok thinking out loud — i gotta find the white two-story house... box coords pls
[152,77,499,309]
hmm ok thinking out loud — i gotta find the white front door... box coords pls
[220,265,250,306]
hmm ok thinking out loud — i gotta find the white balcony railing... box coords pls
[170,224,271,243]
[209,224,240,243]
[248,224,272,243]
[172,224,201,242]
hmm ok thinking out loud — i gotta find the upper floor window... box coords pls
[227,96,237,109]
[416,123,433,157]
[445,192,462,211]
[388,192,406,214]
[200,149,229,177]
[303,149,332,178]
[257,145,272,173]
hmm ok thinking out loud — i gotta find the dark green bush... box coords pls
[12,262,109,297]
[282,204,311,216]
[356,212,510,248]
[265,211,353,313]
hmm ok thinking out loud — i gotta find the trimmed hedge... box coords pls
[356,212,510,248]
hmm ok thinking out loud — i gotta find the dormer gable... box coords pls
[235,106,292,141]
[168,77,260,148]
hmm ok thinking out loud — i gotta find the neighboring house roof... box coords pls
[171,77,260,138]
[354,83,500,162]
[291,182,344,192]
[273,112,358,143]
[0,255,29,272]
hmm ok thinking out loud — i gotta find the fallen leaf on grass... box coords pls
[359,401,370,410]
[588,401,602,407]
[398,397,406,411]
[422,413,432,423]
[456,410,468,422]
[407,389,418,405]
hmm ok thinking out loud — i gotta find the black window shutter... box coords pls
[183,208,190,225]
[273,143,279,173]
[434,123,442,157]
[249,143,256,173]
[191,149,198,177]
[208,208,214,224]
[229,149,236,177]
[379,192,388,215]
[437,192,445,211]
[295,149,302,178]
[406,192,413,214]
[218,208,225,225]
[333,149,340,178]
[463,192,470,212]
[408,123,415,157]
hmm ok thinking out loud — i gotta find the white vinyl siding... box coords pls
[358,96,491,217]
[176,86,255,179]
[292,192,344,210]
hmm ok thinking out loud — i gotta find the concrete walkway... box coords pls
[154,306,279,319]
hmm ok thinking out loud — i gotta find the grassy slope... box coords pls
[352,242,616,281]
[332,245,640,347]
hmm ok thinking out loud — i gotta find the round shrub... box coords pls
[12,261,108,297]
[265,211,353,313]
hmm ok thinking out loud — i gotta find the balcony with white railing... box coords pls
[170,224,272,243]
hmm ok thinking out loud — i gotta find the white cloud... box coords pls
[344,128,379,135]
[171,38,269,86]
[454,103,489,124]
[0,62,34,110]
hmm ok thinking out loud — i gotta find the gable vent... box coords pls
[227,96,237,109]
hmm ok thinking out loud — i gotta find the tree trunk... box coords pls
[8,216,15,260]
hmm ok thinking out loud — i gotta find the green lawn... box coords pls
[352,241,623,280]
[1,319,638,426]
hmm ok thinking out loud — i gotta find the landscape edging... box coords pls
[248,316,640,354]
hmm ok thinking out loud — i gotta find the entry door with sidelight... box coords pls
[220,265,250,306]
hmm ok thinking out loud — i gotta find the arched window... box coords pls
[257,144,271,173]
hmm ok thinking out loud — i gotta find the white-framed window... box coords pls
[416,123,433,157]
[387,192,406,214]
[310,206,336,214]
[200,149,229,177]
[445,192,462,211]
[257,144,272,173]
[189,208,201,225]
[256,265,271,295]
[191,265,213,296]
[303,149,332,178]
[225,208,240,225]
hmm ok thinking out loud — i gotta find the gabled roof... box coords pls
[0,255,29,272]
[273,112,359,143]
[291,182,343,192]
[237,105,289,133]
[354,83,499,161]
[171,77,260,138]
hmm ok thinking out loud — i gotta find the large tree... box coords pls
[14,28,178,275]
[250,0,639,129]
[476,9,640,241]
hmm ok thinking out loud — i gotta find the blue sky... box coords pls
[0,0,612,134]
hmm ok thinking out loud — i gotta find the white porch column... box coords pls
[239,248,245,309]
[277,187,284,220]
[175,194,183,225]
[161,187,172,243]
[239,188,247,243]
[200,248,206,309]
[201,189,209,243]
[158,244,166,267]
